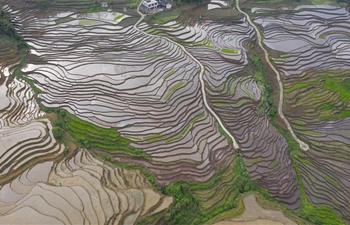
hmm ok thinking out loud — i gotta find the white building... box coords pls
[142,0,158,10]
[100,2,108,8]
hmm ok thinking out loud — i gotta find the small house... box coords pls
[142,0,158,10]
[100,2,108,8]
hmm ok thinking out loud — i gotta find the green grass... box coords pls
[151,38,160,44]
[55,16,74,24]
[230,79,239,94]
[145,51,164,58]
[281,54,292,58]
[273,58,286,62]
[144,133,167,142]
[181,114,205,135]
[284,79,320,93]
[231,99,249,107]
[164,81,184,100]
[83,6,105,13]
[277,126,346,225]
[165,135,182,143]
[246,157,264,165]
[312,1,327,4]
[123,135,142,141]
[218,124,233,145]
[148,8,183,24]
[285,75,350,120]
[324,174,340,188]
[113,14,124,21]
[53,110,151,160]
[213,102,230,107]
[323,77,350,102]
[221,48,238,54]
[139,154,258,225]
[270,160,278,167]
[163,69,175,79]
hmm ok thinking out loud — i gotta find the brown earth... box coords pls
[214,194,297,225]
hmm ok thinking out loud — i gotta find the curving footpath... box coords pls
[235,0,309,151]
[135,3,239,149]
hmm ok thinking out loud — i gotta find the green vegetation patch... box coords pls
[181,114,205,135]
[113,14,125,21]
[324,174,340,188]
[246,157,264,165]
[277,126,346,225]
[165,135,182,143]
[323,76,350,102]
[218,123,233,145]
[221,48,238,54]
[249,53,276,120]
[139,154,258,225]
[164,81,184,100]
[83,6,105,13]
[55,16,75,24]
[145,51,165,58]
[163,69,175,79]
[0,6,28,50]
[52,110,151,160]
[148,8,183,24]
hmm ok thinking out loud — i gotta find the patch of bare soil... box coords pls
[214,194,297,225]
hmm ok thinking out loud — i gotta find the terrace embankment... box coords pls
[0,17,63,184]
[0,3,237,185]
[0,149,172,224]
[254,4,350,223]
[143,17,300,209]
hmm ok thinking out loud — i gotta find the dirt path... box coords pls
[235,0,309,151]
[135,3,239,149]
[214,194,297,225]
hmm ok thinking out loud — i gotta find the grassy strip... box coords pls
[324,174,340,188]
[231,99,249,107]
[218,124,233,145]
[163,69,175,79]
[230,78,239,94]
[277,126,346,225]
[164,81,184,100]
[165,135,182,143]
[145,51,164,58]
[113,14,124,21]
[221,48,238,54]
[52,110,152,160]
[246,157,264,165]
[181,114,205,135]
[55,16,74,24]
[148,8,183,24]
[249,53,276,119]
[138,154,258,225]
[82,6,105,13]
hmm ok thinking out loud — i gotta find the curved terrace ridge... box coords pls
[135,1,239,150]
[235,0,309,151]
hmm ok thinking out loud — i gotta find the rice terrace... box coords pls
[0,0,350,224]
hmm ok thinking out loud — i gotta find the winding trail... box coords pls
[135,3,239,149]
[235,0,309,151]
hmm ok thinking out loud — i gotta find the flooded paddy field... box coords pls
[254,4,350,222]
[0,0,350,224]
[145,17,301,209]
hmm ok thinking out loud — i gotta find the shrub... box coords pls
[53,127,64,139]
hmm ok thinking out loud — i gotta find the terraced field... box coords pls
[143,18,300,209]
[1,0,350,224]
[0,149,172,224]
[5,5,235,185]
[253,4,350,223]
